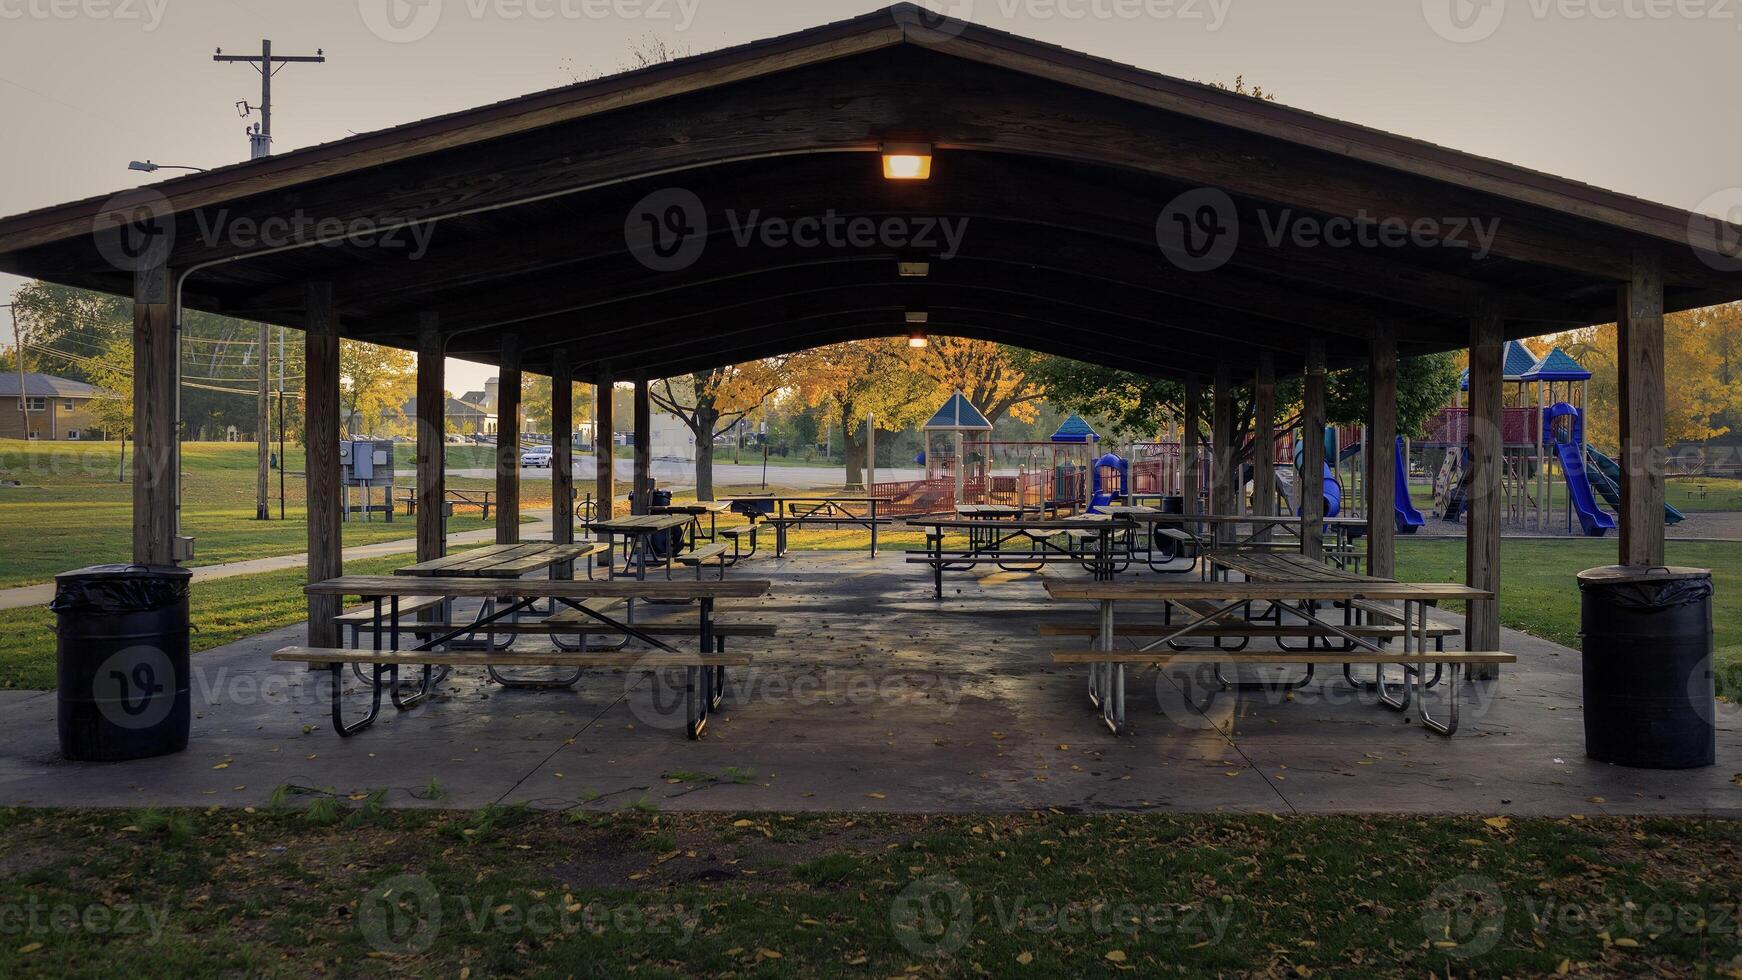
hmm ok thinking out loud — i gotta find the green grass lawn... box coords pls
[0,551,436,689]
[0,441,496,589]
[1397,538,1741,691]
[0,807,1735,977]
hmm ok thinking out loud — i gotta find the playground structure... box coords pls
[870,396,1097,515]
[1421,342,1683,536]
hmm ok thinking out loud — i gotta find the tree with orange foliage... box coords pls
[794,340,938,488]
[912,338,1046,426]
[652,359,794,500]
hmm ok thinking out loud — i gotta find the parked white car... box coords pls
[521,446,553,468]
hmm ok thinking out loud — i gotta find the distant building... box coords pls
[406,394,496,435]
[0,373,105,440]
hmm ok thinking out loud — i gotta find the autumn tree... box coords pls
[1558,302,1742,450]
[913,339,1045,426]
[651,359,794,500]
[796,341,939,488]
[338,340,416,437]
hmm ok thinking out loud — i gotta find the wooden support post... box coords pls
[1467,310,1504,671]
[255,320,270,521]
[633,372,652,514]
[414,314,445,562]
[495,334,522,544]
[1367,327,1398,579]
[594,367,615,521]
[1182,379,1202,516]
[551,350,574,545]
[131,263,178,565]
[1253,354,1276,533]
[304,282,342,648]
[1618,249,1666,567]
[1211,364,1235,543]
[1302,341,1327,562]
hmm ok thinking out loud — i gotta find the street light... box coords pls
[128,160,207,173]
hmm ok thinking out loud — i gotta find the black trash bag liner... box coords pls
[49,564,192,615]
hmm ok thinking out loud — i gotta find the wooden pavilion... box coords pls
[1,4,1738,654]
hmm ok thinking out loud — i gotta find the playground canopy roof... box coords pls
[1521,346,1593,383]
[0,5,1737,385]
[924,391,993,431]
[1460,340,1545,389]
[1049,414,1100,443]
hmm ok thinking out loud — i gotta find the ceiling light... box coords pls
[881,142,933,181]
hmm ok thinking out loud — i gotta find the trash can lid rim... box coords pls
[1576,565,1711,585]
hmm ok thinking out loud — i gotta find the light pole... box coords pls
[127,161,207,174]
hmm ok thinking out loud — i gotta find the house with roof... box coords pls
[0,372,106,440]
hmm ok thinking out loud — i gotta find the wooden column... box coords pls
[550,350,574,545]
[1367,327,1398,580]
[1467,310,1504,666]
[1182,379,1202,516]
[1618,249,1667,567]
[1301,341,1327,561]
[594,367,615,521]
[1252,354,1276,527]
[495,334,522,544]
[632,372,652,514]
[414,314,445,562]
[1211,364,1235,543]
[131,263,178,565]
[304,282,342,648]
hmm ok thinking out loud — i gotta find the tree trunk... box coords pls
[694,405,719,501]
[843,423,866,489]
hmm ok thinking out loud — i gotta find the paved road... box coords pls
[451,459,926,491]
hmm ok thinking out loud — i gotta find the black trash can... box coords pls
[51,564,192,762]
[1160,495,1185,515]
[1576,565,1714,769]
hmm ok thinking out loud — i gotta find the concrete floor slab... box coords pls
[1,552,1736,816]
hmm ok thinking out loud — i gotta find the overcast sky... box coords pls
[2,0,1737,392]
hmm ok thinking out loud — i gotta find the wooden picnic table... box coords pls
[395,542,603,579]
[295,575,772,738]
[1043,577,1501,736]
[586,514,696,579]
[904,515,1128,596]
[725,495,892,557]
[652,501,729,549]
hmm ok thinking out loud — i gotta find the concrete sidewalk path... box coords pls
[0,512,556,612]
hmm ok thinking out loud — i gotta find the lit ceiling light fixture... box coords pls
[897,259,931,278]
[881,142,933,181]
[905,310,930,347]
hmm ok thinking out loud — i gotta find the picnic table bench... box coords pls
[397,486,497,520]
[726,495,892,557]
[904,515,1130,597]
[1042,579,1511,737]
[282,575,770,739]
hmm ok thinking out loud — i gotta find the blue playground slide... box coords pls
[1556,440,1617,537]
[1291,436,1344,518]
[1584,446,1687,526]
[1393,436,1425,534]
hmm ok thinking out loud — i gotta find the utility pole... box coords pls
[6,304,26,441]
[216,41,320,516]
[214,39,325,160]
